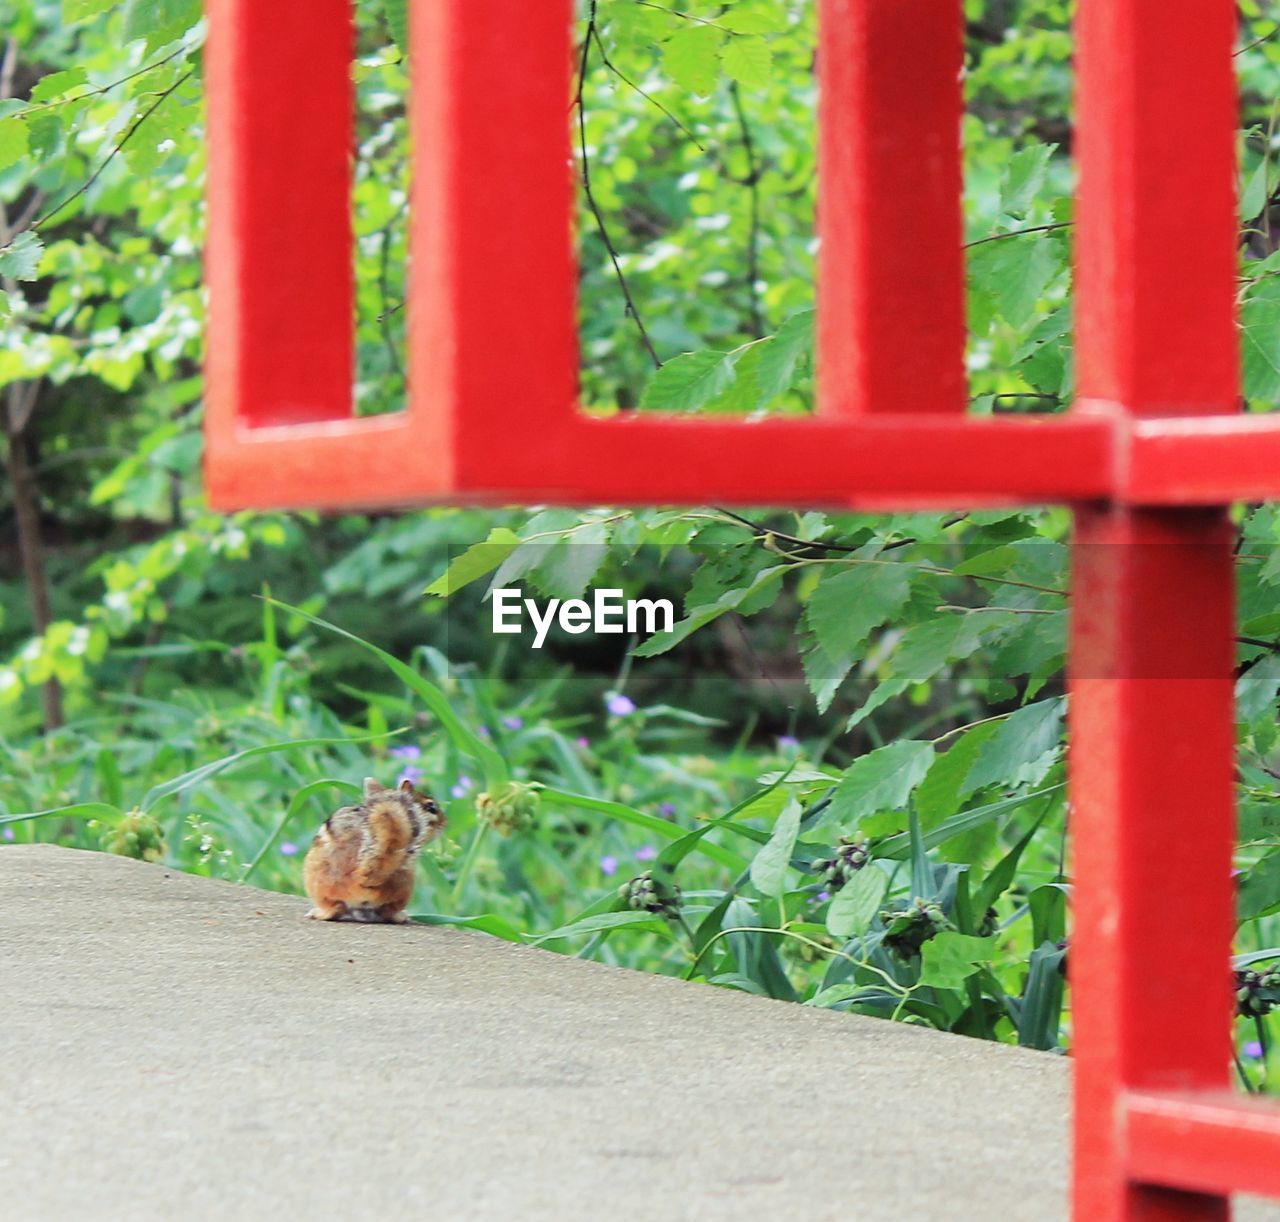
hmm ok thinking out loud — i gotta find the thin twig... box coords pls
[29,69,196,233]
[577,1,662,369]
[588,26,704,149]
[1238,25,1280,57]
[377,197,407,378]
[965,221,1072,250]
[713,505,965,556]
[729,83,765,338]
[635,1,730,30]
[17,40,198,117]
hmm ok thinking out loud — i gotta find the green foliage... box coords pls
[7,0,1280,1083]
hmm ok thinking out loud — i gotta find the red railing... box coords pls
[203,2,1280,1215]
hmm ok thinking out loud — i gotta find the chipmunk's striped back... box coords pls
[303,777,446,923]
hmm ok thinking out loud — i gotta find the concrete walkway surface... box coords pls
[3,844,1278,1221]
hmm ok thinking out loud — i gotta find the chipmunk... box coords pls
[303,777,445,924]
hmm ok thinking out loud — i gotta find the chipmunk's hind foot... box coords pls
[345,903,409,924]
[307,901,350,921]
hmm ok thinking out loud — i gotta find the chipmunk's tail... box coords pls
[355,798,416,887]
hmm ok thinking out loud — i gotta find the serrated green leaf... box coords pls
[1238,654,1280,723]
[63,0,115,20]
[919,932,995,990]
[719,9,787,33]
[661,26,725,95]
[0,232,44,281]
[915,721,1002,824]
[123,0,201,49]
[721,37,772,87]
[425,529,520,597]
[29,68,89,104]
[845,616,990,730]
[534,522,609,601]
[961,698,1065,797]
[0,117,30,172]
[826,740,935,829]
[754,308,813,405]
[702,341,763,412]
[968,236,1062,329]
[1243,290,1280,400]
[633,564,786,657]
[953,545,1019,577]
[383,0,408,51]
[1243,157,1270,223]
[641,349,736,411]
[1242,853,1280,921]
[827,865,888,939]
[806,560,911,661]
[123,94,188,175]
[1000,143,1055,217]
[801,635,854,714]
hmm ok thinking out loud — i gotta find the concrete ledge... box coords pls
[0,845,1274,1220]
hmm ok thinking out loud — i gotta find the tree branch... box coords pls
[577,1,662,371]
[729,83,765,339]
[28,68,196,234]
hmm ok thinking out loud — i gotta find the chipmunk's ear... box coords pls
[399,778,415,793]
[363,777,382,799]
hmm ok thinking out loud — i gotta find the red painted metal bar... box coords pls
[1073,0,1238,418]
[205,0,354,429]
[1070,510,1238,1222]
[207,414,1112,512]
[1070,0,1242,1214]
[817,0,966,417]
[1126,1090,1280,1199]
[407,0,579,492]
[1124,416,1280,505]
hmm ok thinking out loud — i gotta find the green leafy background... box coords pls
[3,0,1280,1083]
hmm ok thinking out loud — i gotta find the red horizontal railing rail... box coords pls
[204,2,1271,1216]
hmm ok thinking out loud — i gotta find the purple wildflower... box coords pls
[776,735,801,752]
[501,715,524,730]
[398,765,425,786]
[600,855,619,877]
[635,844,657,862]
[450,775,474,799]
[2,828,14,842]
[605,692,636,717]
[478,725,491,738]
[818,890,831,902]
[389,744,421,760]
[1245,1040,1265,1059]
[575,736,590,749]
[280,842,299,857]
[658,802,677,818]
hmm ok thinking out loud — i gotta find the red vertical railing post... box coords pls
[408,0,579,484]
[818,0,966,416]
[205,0,355,430]
[1071,0,1239,1217]
[1070,511,1237,1221]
